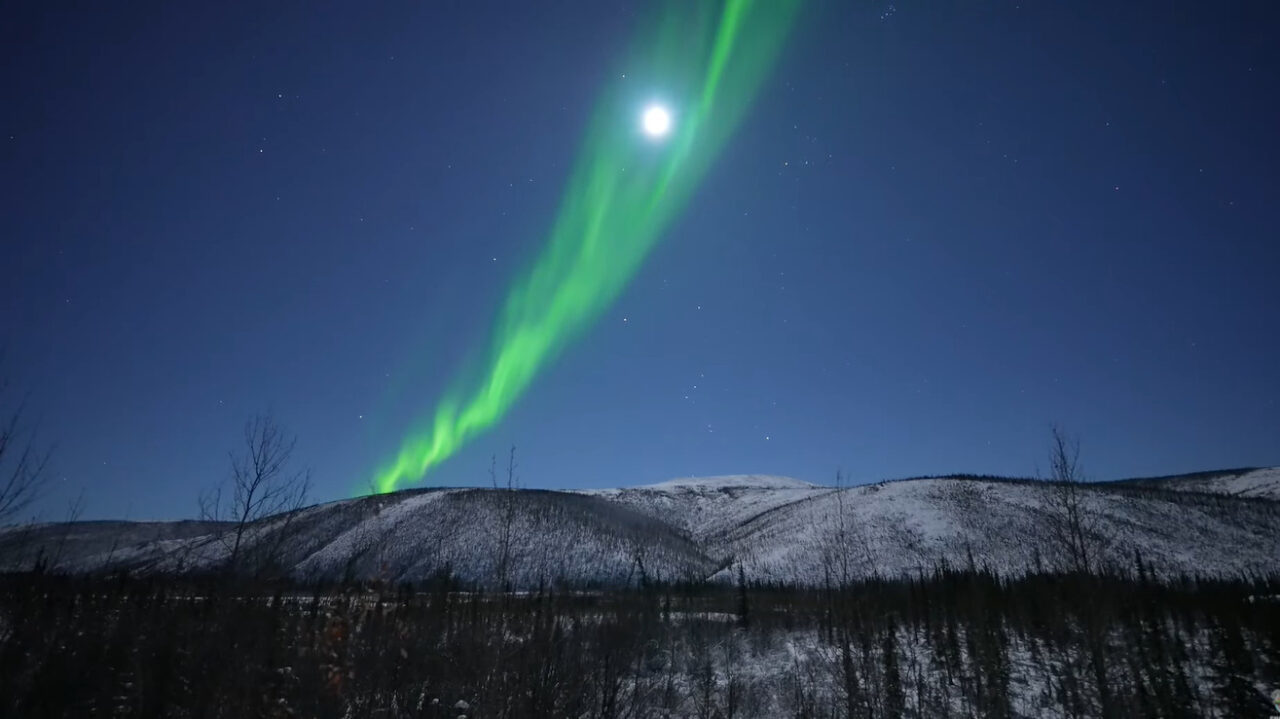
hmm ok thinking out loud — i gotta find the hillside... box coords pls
[0,488,714,586]
[1112,466,1280,500]
[2,469,1278,586]
[709,476,1280,583]
[580,474,830,541]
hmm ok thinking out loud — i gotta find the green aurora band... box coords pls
[373,0,800,493]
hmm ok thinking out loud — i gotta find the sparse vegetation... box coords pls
[1,569,1278,717]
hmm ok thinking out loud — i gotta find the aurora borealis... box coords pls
[372,0,800,493]
[7,0,1280,518]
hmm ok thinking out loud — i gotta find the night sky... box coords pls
[3,1,1278,520]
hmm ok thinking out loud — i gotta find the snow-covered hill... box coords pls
[0,488,715,586]
[1113,466,1280,500]
[2,470,1277,586]
[710,476,1280,583]
[580,474,830,541]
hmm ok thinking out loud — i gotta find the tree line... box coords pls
[1,565,1278,717]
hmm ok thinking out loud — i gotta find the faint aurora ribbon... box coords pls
[373,0,800,493]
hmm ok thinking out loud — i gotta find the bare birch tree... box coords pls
[489,445,519,590]
[1042,425,1107,574]
[199,413,310,576]
[821,470,877,588]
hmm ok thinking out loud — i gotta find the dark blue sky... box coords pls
[3,1,1277,519]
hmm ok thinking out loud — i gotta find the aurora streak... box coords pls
[373,0,800,493]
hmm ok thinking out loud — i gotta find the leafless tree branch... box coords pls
[0,377,53,526]
[1042,424,1109,574]
[489,445,519,590]
[199,413,311,577]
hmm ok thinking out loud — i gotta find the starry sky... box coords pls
[3,1,1278,520]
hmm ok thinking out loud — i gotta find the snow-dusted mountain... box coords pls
[706,476,1280,583]
[581,474,830,541]
[2,469,1277,586]
[1112,466,1280,500]
[0,488,715,586]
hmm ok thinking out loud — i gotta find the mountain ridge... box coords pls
[2,467,1276,586]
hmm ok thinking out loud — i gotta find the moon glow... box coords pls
[641,104,672,139]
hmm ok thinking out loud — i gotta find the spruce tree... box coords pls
[882,617,905,718]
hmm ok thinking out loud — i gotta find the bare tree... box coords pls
[821,470,877,588]
[47,489,87,572]
[0,376,52,526]
[199,414,311,575]
[1042,425,1107,574]
[489,445,519,590]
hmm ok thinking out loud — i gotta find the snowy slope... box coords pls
[276,488,715,585]
[581,475,831,542]
[2,472,1277,587]
[709,477,1280,584]
[0,519,229,573]
[0,488,715,586]
[1115,466,1280,500]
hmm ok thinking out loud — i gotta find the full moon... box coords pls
[641,104,672,139]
